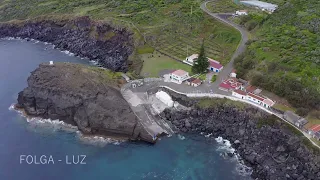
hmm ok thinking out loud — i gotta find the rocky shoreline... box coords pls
[160,91,320,180]
[0,16,134,72]
[16,63,154,143]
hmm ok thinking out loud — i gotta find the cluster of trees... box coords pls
[235,0,320,113]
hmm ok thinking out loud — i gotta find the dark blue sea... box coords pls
[0,39,251,180]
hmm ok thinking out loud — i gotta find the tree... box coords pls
[192,40,209,74]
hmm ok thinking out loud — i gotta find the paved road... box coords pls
[200,1,249,86]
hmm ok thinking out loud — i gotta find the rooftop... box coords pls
[248,93,265,101]
[172,69,188,77]
[186,77,196,82]
[246,85,257,93]
[309,124,320,133]
[234,89,247,95]
[219,78,242,90]
[192,78,202,84]
[240,1,278,9]
[209,60,223,69]
[263,98,275,106]
[284,111,302,122]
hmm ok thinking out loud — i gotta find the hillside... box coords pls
[234,0,320,113]
[0,0,241,72]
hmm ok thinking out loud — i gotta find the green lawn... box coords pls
[140,52,191,77]
[273,103,296,112]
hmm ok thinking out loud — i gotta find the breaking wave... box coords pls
[9,104,123,146]
[76,132,125,147]
[61,50,75,56]
[215,136,253,176]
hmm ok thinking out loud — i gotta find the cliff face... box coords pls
[0,16,134,72]
[16,63,153,143]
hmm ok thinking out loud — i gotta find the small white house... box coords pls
[232,89,247,99]
[235,10,248,16]
[169,69,190,84]
[185,54,199,64]
[156,91,174,107]
[230,69,237,78]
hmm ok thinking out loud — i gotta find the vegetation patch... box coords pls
[197,97,247,109]
[137,45,155,54]
[140,52,191,77]
[211,75,217,83]
[234,0,320,112]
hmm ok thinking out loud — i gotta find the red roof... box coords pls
[209,60,223,69]
[192,79,202,84]
[234,89,247,95]
[248,93,265,101]
[309,125,320,133]
[172,69,188,77]
[246,85,257,93]
[219,78,242,90]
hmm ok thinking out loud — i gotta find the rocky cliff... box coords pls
[161,93,320,180]
[16,63,154,143]
[0,16,134,72]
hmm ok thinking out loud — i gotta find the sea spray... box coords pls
[215,136,253,176]
[9,104,123,146]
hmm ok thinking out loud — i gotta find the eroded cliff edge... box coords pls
[0,16,134,72]
[16,63,153,143]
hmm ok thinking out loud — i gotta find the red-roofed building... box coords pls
[219,78,242,92]
[308,125,320,140]
[208,60,223,73]
[308,125,320,133]
[169,69,190,84]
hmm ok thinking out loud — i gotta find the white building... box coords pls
[185,54,199,64]
[232,89,247,99]
[232,90,275,108]
[156,91,174,107]
[169,69,190,84]
[230,69,237,78]
[235,10,248,16]
[240,1,278,13]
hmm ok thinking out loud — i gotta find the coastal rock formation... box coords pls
[161,93,320,179]
[16,63,153,143]
[0,16,133,72]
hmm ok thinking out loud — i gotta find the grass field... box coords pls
[0,0,241,75]
[140,51,191,77]
[273,103,296,112]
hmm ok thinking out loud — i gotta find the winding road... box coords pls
[200,1,249,86]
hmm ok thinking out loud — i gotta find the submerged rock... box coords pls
[16,63,154,143]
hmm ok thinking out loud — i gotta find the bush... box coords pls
[296,108,309,117]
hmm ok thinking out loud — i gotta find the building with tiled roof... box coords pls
[169,69,190,84]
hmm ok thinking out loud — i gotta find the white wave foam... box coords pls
[9,104,123,146]
[205,133,212,138]
[61,50,74,56]
[178,134,185,140]
[76,132,124,147]
[215,136,234,153]
[214,136,253,176]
